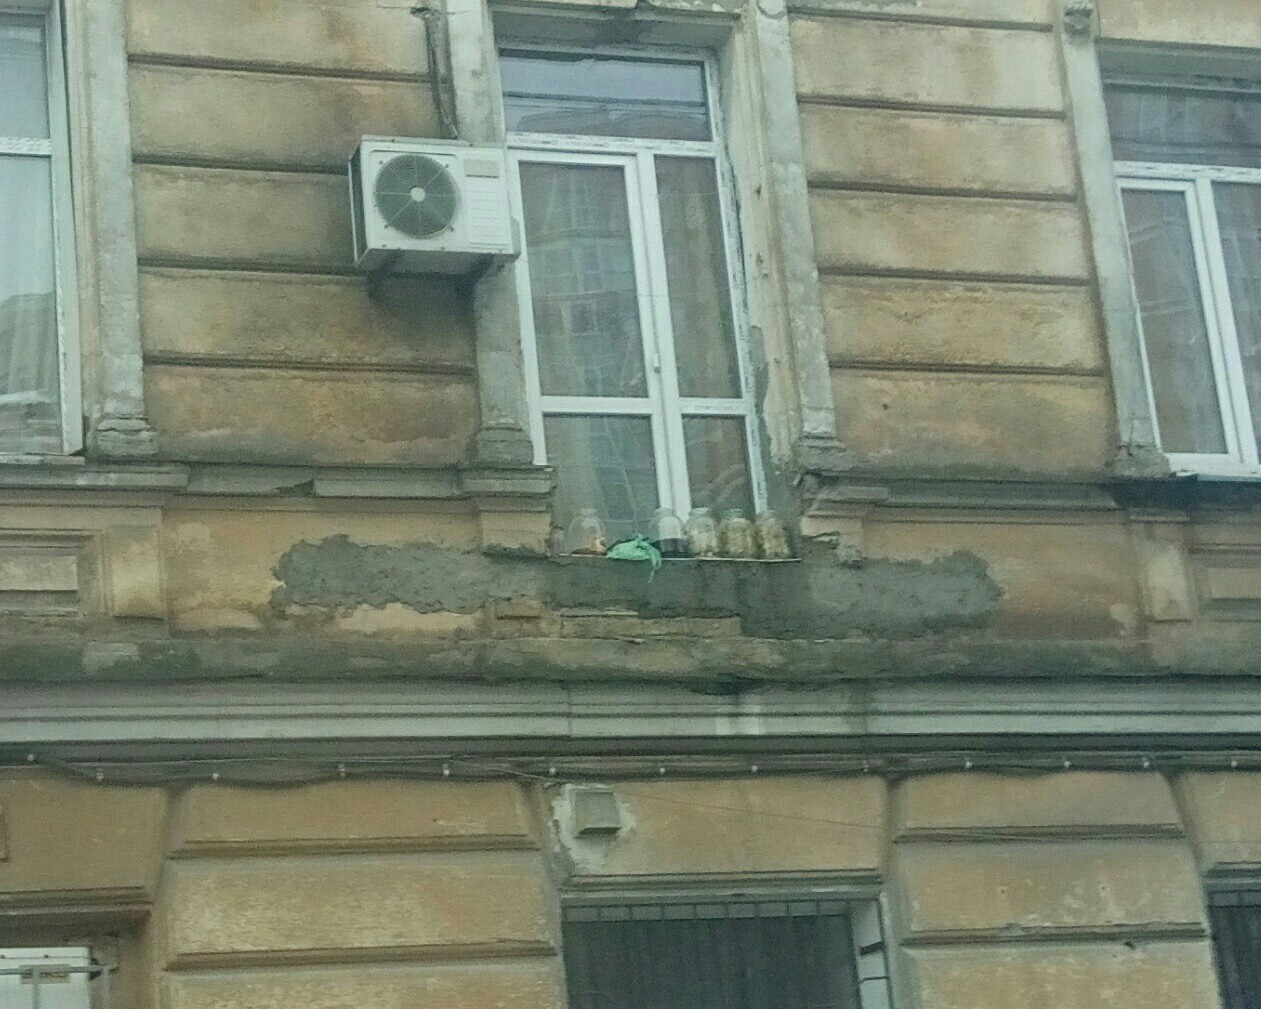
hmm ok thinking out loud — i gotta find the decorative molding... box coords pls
[751,0,851,474]
[563,870,883,895]
[1111,442,1172,479]
[169,834,536,859]
[1059,17,1165,467]
[894,823,1186,844]
[443,0,538,469]
[0,886,150,925]
[1062,0,1097,37]
[167,940,556,972]
[74,0,157,458]
[87,416,158,460]
[901,922,1207,949]
[8,677,1261,754]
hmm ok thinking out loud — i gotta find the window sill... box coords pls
[555,553,800,564]
[0,457,188,492]
[1107,468,1261,510]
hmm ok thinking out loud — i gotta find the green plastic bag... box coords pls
[606,535,663,576]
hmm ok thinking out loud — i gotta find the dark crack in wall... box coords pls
[273,536,1002,639]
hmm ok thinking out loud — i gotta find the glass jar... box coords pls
[651,507,686,558]
[563,508,607,555]
[755,510,792,559]
[717,509,756,558]
[684,507,719,558]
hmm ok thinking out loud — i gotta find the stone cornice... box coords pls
[5,675,1261,760]
[0,460,555,504]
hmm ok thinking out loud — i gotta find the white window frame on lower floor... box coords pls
[0,0,82,454]
[505,45,767,526]
[0,946,96,1009]
[1117,160,1261,478]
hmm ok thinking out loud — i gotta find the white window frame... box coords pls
[0,946,94,1009]
[1118,161,1261,477]
[0,0,82,454]
[504,43,767,522]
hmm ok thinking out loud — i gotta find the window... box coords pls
[503,48,764,542]
[1210,885,1261,1009]
[1108,73,1261,475]
[0,947,96,1009]
[0,3,78,455]
[561,896,891,1009]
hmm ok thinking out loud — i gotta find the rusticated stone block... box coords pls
[170,781,534,855]
[134,165,351,271]
[127,0,426,75]
[1174,772,1261,870]
[166,962,565,1009]
[902,942,1222,1009]
[893,840,1205,938]
[802,106,1076,196]
[1099,0,1261,49]
[811,191,1090,279]
[146,366,477,466]
[130,65,441,171]
[790,18,1063,111]
[138,269,472,373]
[0,774,167,900]
[156,852,553,962]
[895,772,1182,836]
[830,370,1111,475]
[821,277,1102,372]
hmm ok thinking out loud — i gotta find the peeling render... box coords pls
[272,536,1001,639]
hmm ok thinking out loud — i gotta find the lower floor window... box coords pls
[561,896,891,1009]
[1211,886,1261,1009]
[0,947,97,1009]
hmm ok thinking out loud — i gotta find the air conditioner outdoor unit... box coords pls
[349,137,517,275]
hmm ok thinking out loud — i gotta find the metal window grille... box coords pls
[561,898,888,1009]
[1211,888,1261,1009]
[0,948,106,1009]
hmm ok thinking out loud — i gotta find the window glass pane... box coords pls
[561,909,862,1009]
[1121,187,1228,455]
[0,155,61,450]
[1216,182,1261,450]
[0,15,50,140]
[656,158,741,398]
[1105,84,1261,168]
[684,416,754,516]
[1210,900,1261,1009]
[501,51,710,141]
[545,414,658,543]
[520,162,648,398]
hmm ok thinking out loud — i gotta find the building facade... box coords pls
[0,0,1259,1005]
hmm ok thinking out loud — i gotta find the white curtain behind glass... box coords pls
[0,15,62,452]
[1120,188,1228,455]
[1217,184,1261,447]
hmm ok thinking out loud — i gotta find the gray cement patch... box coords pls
[273,536,1001,638]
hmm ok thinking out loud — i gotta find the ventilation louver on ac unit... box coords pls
[349,137,517,275]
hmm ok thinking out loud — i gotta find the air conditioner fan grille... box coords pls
[374,153,459,239]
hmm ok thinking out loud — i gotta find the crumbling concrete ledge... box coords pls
[0,632,1255,686]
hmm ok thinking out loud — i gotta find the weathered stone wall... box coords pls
[0,0,1214,672]
[791,3,1112,476]
[1099,0,1261,48]
[0,769,1248,1009]
[125,0,478,465]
